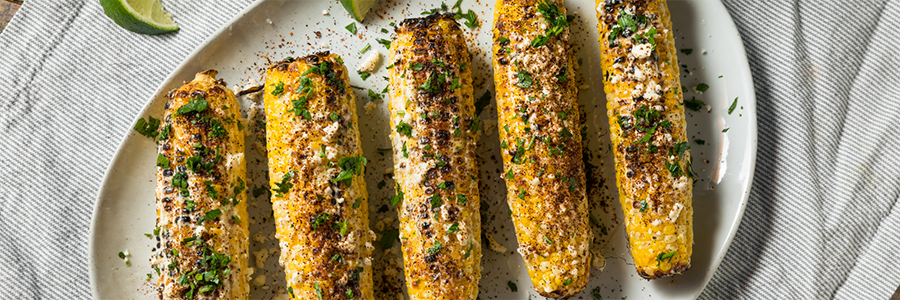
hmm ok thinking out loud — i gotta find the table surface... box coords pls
[0,1,20,33]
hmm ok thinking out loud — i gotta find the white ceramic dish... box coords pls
[89,0,757,299]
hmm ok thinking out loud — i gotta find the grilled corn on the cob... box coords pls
[491,0,592,296]
[153,70,250,299]
[388,14,483,300]
[595,0,693,279]
[264,52,376,299]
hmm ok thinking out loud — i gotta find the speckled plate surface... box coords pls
[89,0,756,299]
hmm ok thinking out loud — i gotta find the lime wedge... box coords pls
[340,0,377,22]
[100,0,179,35]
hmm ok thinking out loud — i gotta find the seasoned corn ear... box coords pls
[153,70,250,299]
[595,0,693,279]
[264,52,376,299]
[387,13,483,300]
[491,0,592,297]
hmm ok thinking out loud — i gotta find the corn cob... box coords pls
[387,13,483,300]
[594,0,693,279]
[263,52,376,299]
[491,0,592,296]
[153,70,250,299]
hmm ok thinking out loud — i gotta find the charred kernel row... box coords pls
[264,52,376,300]
[595,0,693,279]
[388,13,483,300]
[491,0,593,297]
[153,70,250,300]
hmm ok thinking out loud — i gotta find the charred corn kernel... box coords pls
[264,52,376,299]
[595,0,693,279]
[154,70,250,299]
[491,0,592,297]
[387,13,483,300]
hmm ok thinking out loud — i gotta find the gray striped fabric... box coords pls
[0,0,253,298]
[0,0,897,299]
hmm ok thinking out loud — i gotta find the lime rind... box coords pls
[100,0,179,35]
[340,0,376,22]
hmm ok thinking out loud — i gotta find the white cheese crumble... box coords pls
[357,51,381,73]
[673,176,688,190]
[322,10,329,15]
[634,67,646,81]
[631,83,644,98]
[592,250,606,271]
[633,43,653,59]
[322,122,340,141]
[252,274,267,287]
[253,231,269,244]
[364,101,377,115]
[669,203,685,221]
[194,225,206,236]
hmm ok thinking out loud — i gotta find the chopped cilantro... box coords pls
[376,38,391,49]
[198,209,221,222]
[273,171,295,197]
[656,250,677,265]
[270,82,285,96]
[345,22,357,35]
[684,99,706,112]
[209,119,227,138]
[156,154,170,168]
[331,156,367,186]
[696,83,710,92]
[368,89,382,101]
[456,194,467,205]
[430,194,441,209]
[666,161,683,177]
[728,97,738,114]
[455,9,479,28]
[396,121,412,137]
[390,184,404,206]
[416,71,440,94]
[426,241,443,255]
[133,116,160,139]
[516,69,533,88]
[474,90,491,116]
[380,228,399,250]
[447,222,460,234]
[177,96,209,115]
